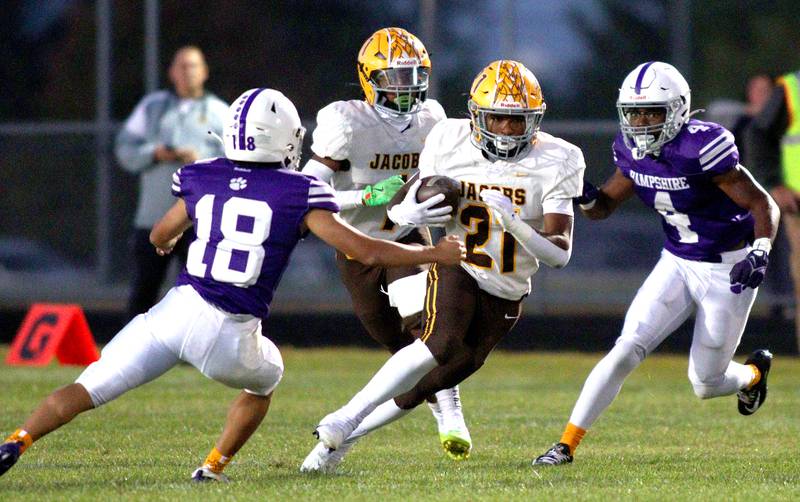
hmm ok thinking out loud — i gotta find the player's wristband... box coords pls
[751,237,772,254]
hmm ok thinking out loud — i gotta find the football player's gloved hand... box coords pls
[574,179,600,208]
[386,180,453,227]
[362,175,406,207]
[729,240,771,294]
[480,189,517,230]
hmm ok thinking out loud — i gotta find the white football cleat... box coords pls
[191,466,230,483]
[435,387,472,460]
[314,411,358,451]
[427,400,445,430]
[300,440,354,473]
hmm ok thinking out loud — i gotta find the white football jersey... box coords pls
[311,99,446,239]
[419,119,585,300]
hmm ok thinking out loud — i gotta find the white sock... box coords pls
[734,361,759,390]
[349,400,412,441]
[435,386,466,432]
[569,341,644,429]
[339,339,438,421]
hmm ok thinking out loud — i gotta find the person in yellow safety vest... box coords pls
[747,70,800,351]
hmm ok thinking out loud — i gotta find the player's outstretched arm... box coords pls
[305,209,464,267]
[579,168,635,220]
[150,199,193,256]
[302,155,405,208]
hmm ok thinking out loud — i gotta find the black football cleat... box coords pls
[737,349,773,416]
[532,442,573,466]
[191,466,229,483]
[0,441,22,477]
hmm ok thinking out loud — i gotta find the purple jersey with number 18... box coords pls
[171,157,339,318]
[613,118,754,263]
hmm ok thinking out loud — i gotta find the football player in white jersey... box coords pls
[301,60,585,472]
[533,62,779,466]
[300,27,472,463]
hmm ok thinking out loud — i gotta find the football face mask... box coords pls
[370,66,430,114]
[617,61,691,159]
[357,27,431,116]
[468,59,545,162]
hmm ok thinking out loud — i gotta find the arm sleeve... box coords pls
[301,158,364,210]
[114,95,161,173]
[506,218,571,268]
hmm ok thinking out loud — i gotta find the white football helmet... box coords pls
[223,88,305,168]
[617,61,691,159]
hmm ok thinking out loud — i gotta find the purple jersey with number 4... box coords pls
[613,118,754,262]
[171,157,339,318]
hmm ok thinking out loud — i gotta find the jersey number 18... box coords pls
[186,195,272,286]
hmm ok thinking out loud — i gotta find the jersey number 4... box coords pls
[654,191,698,243]
[186,195,272,287]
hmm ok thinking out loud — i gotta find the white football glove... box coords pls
[387,180,453,227]
[480,189,517,229]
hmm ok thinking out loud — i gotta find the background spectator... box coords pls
[114,46,228,319]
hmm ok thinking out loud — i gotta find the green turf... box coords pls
[1,346,798,501]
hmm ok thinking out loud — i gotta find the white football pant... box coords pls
[76,285,284,407]
[569,248,757,429]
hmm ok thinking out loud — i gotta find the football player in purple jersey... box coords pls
[0,88,464,482]
[534,62,780,466]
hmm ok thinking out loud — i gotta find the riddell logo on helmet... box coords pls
[393,58,419,66]
[497,102,522,108]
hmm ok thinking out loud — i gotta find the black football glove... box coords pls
[729,249,769,294]
[575,180,600,207]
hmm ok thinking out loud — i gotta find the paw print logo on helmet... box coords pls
[357,27,431,115]
[468,60,545,161]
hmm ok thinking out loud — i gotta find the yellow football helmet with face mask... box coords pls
[468,60,546,161]
[357,27,431,115]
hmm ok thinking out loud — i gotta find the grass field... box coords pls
[1,346,799,501]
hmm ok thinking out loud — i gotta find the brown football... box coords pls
[416,176,461,216]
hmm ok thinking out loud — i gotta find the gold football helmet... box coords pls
[468,60,545,160]
[357,27,431,115]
